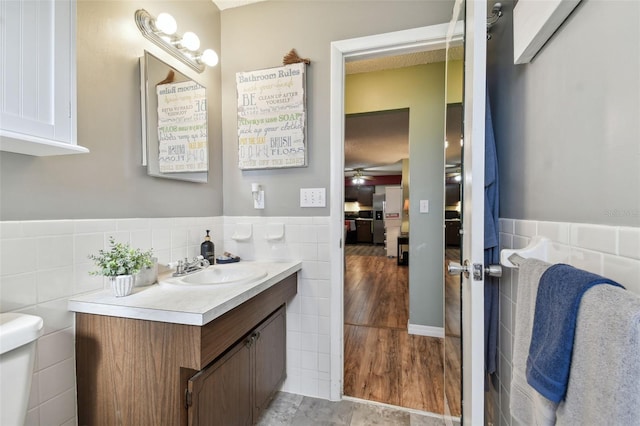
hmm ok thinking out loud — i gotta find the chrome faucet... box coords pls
[172,256,210,277]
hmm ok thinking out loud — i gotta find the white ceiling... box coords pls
[213,0,265,11]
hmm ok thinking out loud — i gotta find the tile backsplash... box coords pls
[493,219,640,426]
[0,216,330,425]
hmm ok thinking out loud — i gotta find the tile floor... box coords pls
[257,392,458,426]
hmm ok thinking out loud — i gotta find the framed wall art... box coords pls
[236,62,307,170]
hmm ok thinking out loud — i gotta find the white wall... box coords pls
[0,217,222,424]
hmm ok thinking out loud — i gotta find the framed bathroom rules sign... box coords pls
[236,62,307,170]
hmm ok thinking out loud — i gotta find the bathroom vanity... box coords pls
[69,261,300,426]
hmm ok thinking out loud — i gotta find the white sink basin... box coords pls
[164,264,267,287]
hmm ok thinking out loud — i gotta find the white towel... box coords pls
[556,285,640,425]
[510,258,558,425]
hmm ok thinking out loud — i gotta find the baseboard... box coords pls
[407,322,444,338]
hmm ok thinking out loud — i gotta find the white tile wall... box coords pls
[493,219,640,426]
[0,217,222,425]
[222,216,332,398]
[0,215,330,425]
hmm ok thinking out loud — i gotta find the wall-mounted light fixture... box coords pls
[135,9,218,73]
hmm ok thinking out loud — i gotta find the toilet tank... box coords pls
[0,313,44,425]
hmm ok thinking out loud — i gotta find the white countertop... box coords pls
[68,261,301,326]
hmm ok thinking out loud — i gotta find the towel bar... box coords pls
[507,253,526,267]
[500,236,550,268]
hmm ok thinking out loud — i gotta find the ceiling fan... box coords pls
[347,168,374,185]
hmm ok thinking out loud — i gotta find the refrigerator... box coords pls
[384,187,403,257]
[372,194,385,245]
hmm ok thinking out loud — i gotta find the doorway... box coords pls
[330,23,464,418]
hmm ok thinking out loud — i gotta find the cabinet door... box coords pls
[188,338,253,426]
[356,220,373,243]
[0,0,87,156]
[357,185,374,206]
[345,185,358,201]
[254,306,286,418]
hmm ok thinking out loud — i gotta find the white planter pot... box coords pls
[110,275,134,297]
[135,258,158,287]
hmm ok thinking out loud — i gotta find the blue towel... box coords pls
[526,264,624,403]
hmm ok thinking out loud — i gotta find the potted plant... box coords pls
[89,237,154,297]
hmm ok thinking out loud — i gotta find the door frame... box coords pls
[459,0,488,423]
[328,22,464,402]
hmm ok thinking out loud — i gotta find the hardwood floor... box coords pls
[344,253,408,329]
[343,248,461,417]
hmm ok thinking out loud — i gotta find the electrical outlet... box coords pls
[300,188,326,207]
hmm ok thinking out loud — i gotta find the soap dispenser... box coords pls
[200,230,215,264]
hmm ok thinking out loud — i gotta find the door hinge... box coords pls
[185,389,192,408]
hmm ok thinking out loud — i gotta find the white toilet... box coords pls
[0,313,44,425]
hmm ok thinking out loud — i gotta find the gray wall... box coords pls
[0,0,223,220]
[487,0,640,227]
[219,0,455,216]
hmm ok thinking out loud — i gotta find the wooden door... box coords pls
[253,306,287,418]
[188,338,253,426]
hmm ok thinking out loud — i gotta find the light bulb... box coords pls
[200,49,219,67]
[181,32,200,51]
[155,13,177,35]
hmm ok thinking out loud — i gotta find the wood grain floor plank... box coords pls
[343,249,462,416]
[400,333,444,413]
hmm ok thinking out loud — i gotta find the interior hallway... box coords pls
[342,246,461,417]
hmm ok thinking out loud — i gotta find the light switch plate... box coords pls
[300,188,326,207]
[420,199,429,213]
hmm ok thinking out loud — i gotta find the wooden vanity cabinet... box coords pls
[187,305,286,425]
[75,273,296,426]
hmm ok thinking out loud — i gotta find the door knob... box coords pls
[448,261,502,280]
[447,260,470,278]
[485,264,502,278]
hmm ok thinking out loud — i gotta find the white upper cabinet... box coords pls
[0,0,88,156]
